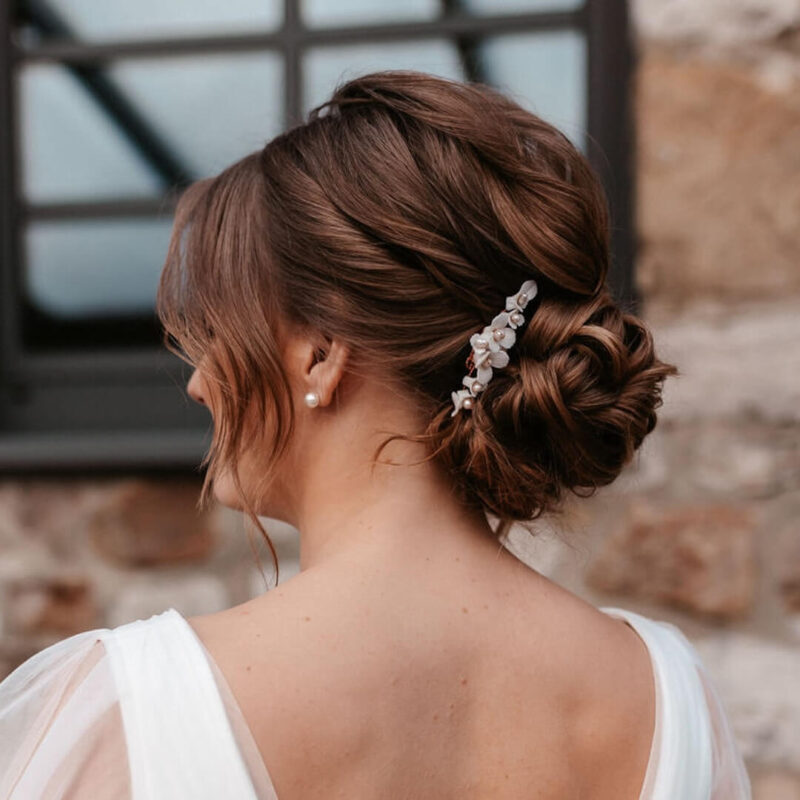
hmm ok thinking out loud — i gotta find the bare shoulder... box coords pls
[186,566,374,664]
[186,569,415,796]
[186,569,343,694]
[185,568,378,736]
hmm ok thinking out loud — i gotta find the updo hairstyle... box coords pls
[158,69,678,575]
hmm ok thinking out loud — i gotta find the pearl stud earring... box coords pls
[304,391,320,408]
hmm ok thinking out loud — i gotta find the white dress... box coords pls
[0,605,752,799]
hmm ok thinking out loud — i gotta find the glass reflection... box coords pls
[20,64,164,203]
[25,218,174,319]
[304,40,465,114]
[480,29,587,150]
[109,53,283,179]
[463,0,583,14]
[301,0,583,28]
[17,0,283,45]
[302,0,439,29]
[303,31,585,150]
[20,53,283,203]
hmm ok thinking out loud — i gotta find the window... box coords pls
[0,0,634,471]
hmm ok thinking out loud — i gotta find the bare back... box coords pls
[189,552,655,800]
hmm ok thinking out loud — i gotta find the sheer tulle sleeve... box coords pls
[0,608,277,800]
[667,620,752,798]
[0,630,131,799]
[697,660,753,799]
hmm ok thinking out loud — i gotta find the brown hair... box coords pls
[157,69,678,582]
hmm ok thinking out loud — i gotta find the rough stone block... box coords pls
[632,0,800,50]
[695,633,800,771]
[635,50,800,302]
[107,572,229,627]
[87,479,216,567]
[3,573,98,636]
[587,500,757,619]
[777,523,800,613]
[647,301,800,425]
[0,479,103,556]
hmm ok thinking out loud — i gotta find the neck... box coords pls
[298,440,500,572]
[284,391,502,573]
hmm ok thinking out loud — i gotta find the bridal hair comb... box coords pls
[450,279,538,416]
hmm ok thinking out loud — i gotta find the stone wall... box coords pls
[1,1,799,794]
[0,478,301,676]
[595,1,800,793]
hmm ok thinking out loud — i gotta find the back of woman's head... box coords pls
[158,69,678,548]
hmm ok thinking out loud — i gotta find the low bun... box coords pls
[428,288,679,527]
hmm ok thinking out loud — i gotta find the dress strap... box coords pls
[102,608,259,800]
[600,607,714,800]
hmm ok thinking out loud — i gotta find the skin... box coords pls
[185,330,656,799]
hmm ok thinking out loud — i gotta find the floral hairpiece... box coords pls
[451,279,538,416]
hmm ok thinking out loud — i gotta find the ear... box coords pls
[301,335,350,408]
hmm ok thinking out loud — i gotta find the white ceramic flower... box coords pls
[505,279,538,313]
[487,313,516,350]
[506,309,526,329]
[450,388,473,417]
[470,317,514,354]
[475,348,509,385]
[469,327,491,355]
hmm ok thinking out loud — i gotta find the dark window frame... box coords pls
[0,0,636,473]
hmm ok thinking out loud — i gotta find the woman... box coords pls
[0,70,751,799]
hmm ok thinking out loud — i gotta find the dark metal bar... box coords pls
[19,348,186,382]
[0,429,206,472]
[283,0,302,128]
[17,9,587,64]
[24,196,178,221]
[18,31,286,63]
[19,0,193,188]
[0,0,22,385]
[442,0,486,83]
[586,0,636,312]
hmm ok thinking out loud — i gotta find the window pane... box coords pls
[109,53,283,178]
[302,0,439,29]
[19,53,283,204]
[24,218,174,319]
[303,40,465,114]
[19,64,164,204]
[17,0,283,45]
[300,0,582,28]
[304,31,586,151]
[463,0,583,13]
[480,29,587,150]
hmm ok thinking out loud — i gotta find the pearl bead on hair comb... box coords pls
[450,279,538,417]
